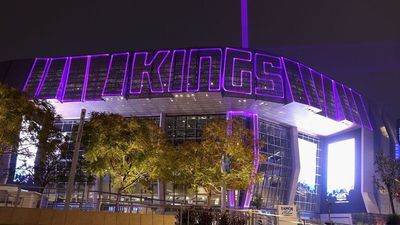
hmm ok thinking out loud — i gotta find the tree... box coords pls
[83,113,169,210]
[198,118,257,207]
[0,83,70,188]
[375,151,400,215]
[155,118,258,207]
[0,83,36,154]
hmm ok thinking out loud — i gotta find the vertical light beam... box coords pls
[241,0,249,48]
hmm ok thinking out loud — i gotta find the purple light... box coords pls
[280,57,294,102]
[241,0,249,48]
[186,48,223,92]
[359,94,373,130]
[300,65,322,110]
[59,57,71,102]
[339,83,355,123]
[351,90,373,130]
[34,58,52,97]
[343,84,362,125]
[282,58,309,105]
[243,113,259,208]
[311,70,327,117]
[168,50,186,93]
[307,68,323,110]
[299,64,311,106]
[81,56,91,102]
[22,58,38,92]
[129,50,170,94]
[23,58,49,96]
[102,53,130,97]
[226,111,259,209]
[333,81,345,121]
[223,48,253,95]
[61,56,88,102]
[35,57,69,100]
[84,54,110,101]
[254,53,284,99]
[229,191,235,208]
[23,47,372,128]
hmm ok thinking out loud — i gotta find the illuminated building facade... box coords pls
[0,47,398,223]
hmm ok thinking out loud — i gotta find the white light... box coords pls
[327,138,355,201]
[14,120,38,183]
[298,139,317,191]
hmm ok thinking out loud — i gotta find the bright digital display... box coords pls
[327,138,355,202]
[298,138,317,192]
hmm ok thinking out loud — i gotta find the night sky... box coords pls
[1,0,399,118]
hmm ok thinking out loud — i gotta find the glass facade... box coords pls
[255,119,292,209]
[295,133,321,213]
[165,114,224,143]
[18,113,324,211]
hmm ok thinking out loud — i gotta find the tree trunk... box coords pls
[96,176,103,211]
[39,185,47,208]
[207,191,212,208]
[388,188,396,215]
[115,188,123,212]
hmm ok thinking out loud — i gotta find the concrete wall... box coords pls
[0,208,175,225]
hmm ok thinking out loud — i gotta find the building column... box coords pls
[287,126,300,205]
[361,127,379,213]
[157,113,166,205]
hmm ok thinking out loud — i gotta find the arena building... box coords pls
[0,47,398,223]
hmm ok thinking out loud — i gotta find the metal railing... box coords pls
[0,184,328,225]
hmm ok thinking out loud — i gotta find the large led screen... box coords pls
[327,138,355,203]
[298,138,318,193]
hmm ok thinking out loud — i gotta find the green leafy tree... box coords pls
[151,140,197,188]
[198,118,257,207]
[0,83,36,154]
[375,151,400,215]
[83,113,169,210]
[155,118,258,207]
[0,83,70,188]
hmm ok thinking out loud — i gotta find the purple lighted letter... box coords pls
[36,57,69,100]
[168,50,186,92]
[61,56,89,102]
[254,53,284,99]
[102,53,129,97]
[186,48,223,92]
[282,58,309,105]
[130,50,170,94]
[223,48,253,95]
[23,58,50,97]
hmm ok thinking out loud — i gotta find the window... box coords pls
[295,134,321,212]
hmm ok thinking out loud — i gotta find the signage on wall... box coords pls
[23,47,372,130]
